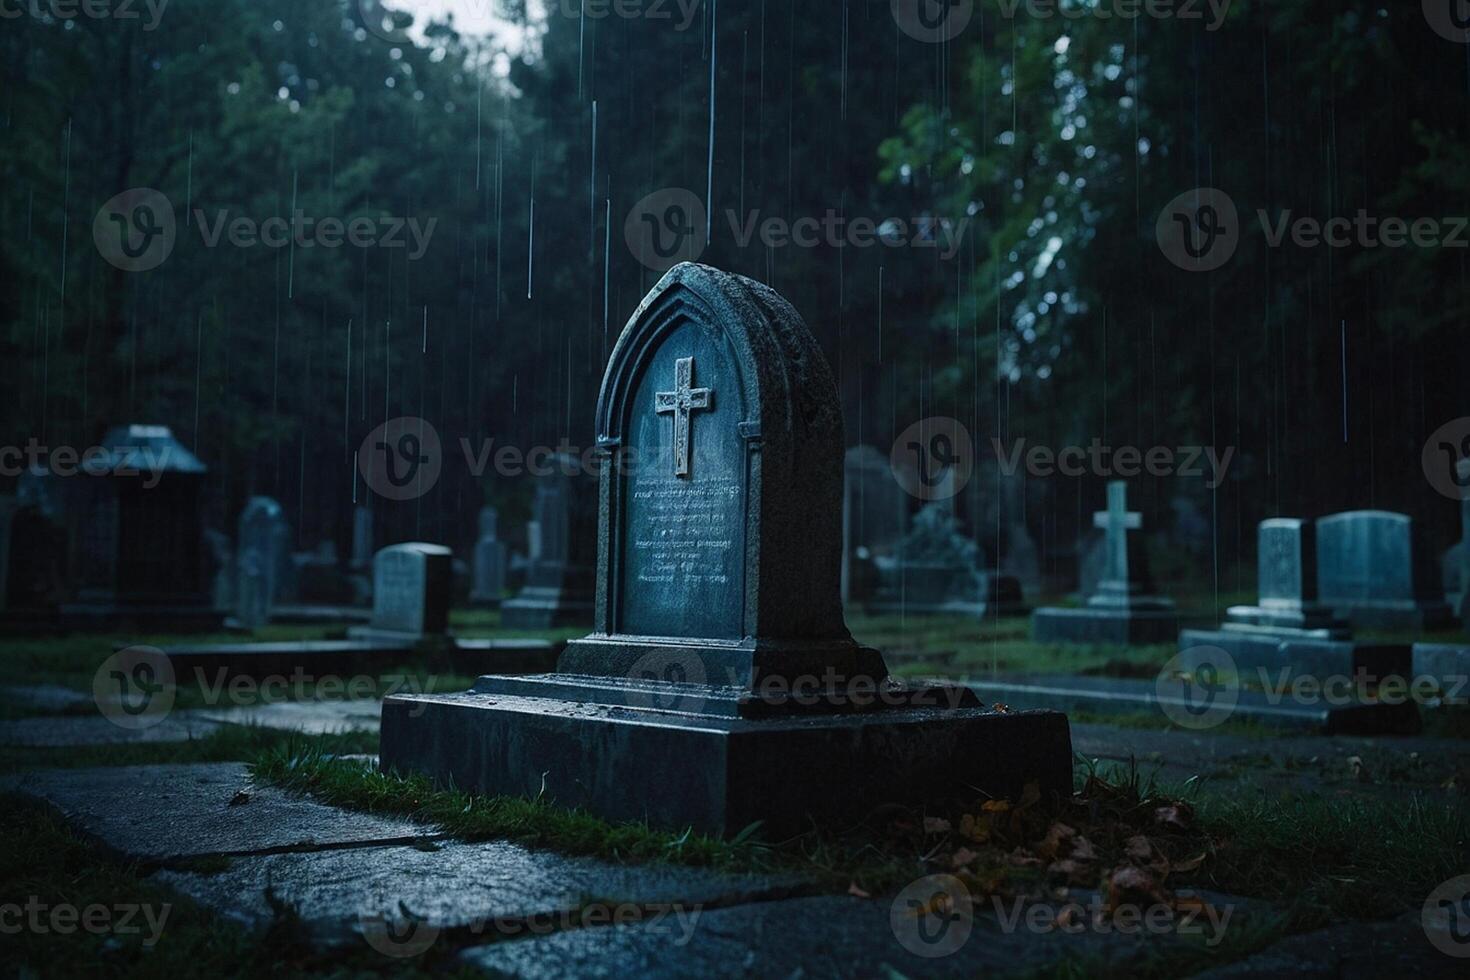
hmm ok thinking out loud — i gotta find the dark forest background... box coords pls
[3,0,1468,593]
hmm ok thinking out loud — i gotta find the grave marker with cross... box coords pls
[654,356,712,478]
[1093,481,1143,590]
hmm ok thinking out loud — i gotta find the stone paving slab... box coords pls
[157,840,803,945]
[458,890,1260,979]
[197,698,383,734]
[0,713,224,747]
[1195,914,1464,978]
[2,763,437,863]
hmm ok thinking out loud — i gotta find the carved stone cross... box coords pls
[1093,481,1142,585]
[654,356,712,478]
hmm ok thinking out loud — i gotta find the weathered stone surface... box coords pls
[347,543,453,641]
[459,891,1262,979]
[156,839,800,943]
[1217,519,1349,638]
[1177,632,1409,684]
[1412,644,1470,701]
[0,714,224,747]
[198,698,385,734]
[236,496,291,630]
[841,445,908,604]
[1316,511,1453,631]
[6,763,436,862]
[866,504,1027,619]
[471,506,509,607]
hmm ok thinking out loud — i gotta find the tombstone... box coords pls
[1179,519,1357,670]
[0,497,15,613]
[40,425,220,630]
[235,497,291,629]
[348,543,453,643]
[866,504,1025,618]
[964,459,1043,595]
[381,262,1072,836]
[203,529,234,613]
[501,464,596,628]
[841,445,908,603]
[470,507,509,607]
[350,506,374,571]
[1033,481,1179,644]
[1316,511,1453,631]
[525,520,543,563]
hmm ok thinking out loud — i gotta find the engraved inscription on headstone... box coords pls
[620,325,743,639]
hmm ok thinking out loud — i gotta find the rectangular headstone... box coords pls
[365,543,452,637]
[236,497,290,629]
[1258,518,1316,607]
[1317,511,1452,631]
[471,506,508,606]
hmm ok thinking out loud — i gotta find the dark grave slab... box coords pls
[382,263,1072,836]
[267,603,372,625]
[347,542,453,645]
[0,683,94,712]
[1316,510,1453,631]
[1411,644,1470,703]
[1033,482,1179,644]
[156,838,800,944]
[3,762,437,864]
[1175,638,1411,687]
[471,506,510,607]
[961,673,1420,735]
[502,461,597,628]
[865,503,1027,618]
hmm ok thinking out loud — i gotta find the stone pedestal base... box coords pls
[379,674,1073,837]
[864,599,1029,619]
[1179,629,1410,683]
[1412,644,1470,702]
[1032,606,1179,645]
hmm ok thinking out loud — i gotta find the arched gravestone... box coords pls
[559,262,885,687]
[381,264,1072,836]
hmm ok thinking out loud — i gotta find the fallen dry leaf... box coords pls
[847,882,871,899]
[951,847,979,869]
[1153,803,1193,830]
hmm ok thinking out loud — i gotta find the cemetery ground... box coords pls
[1,598,1466,978]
